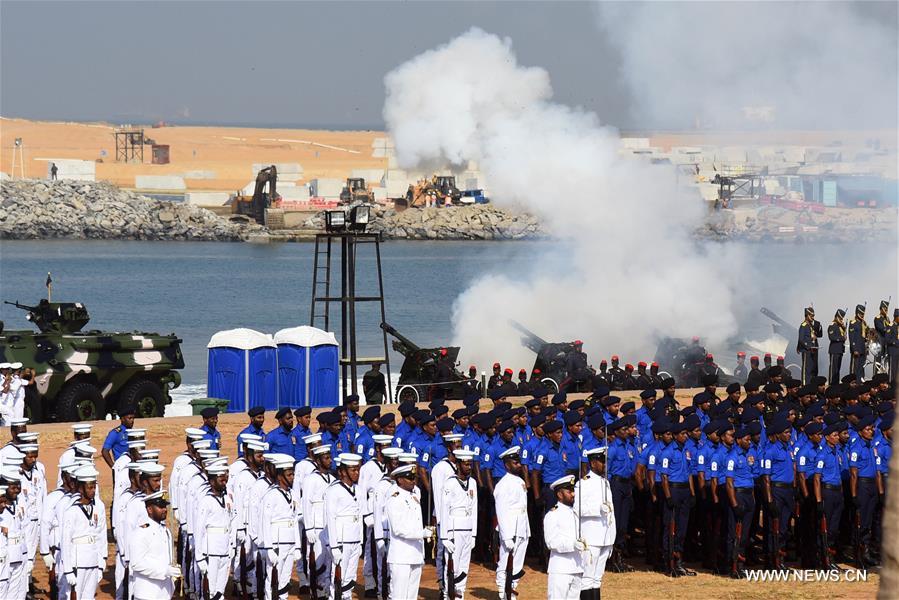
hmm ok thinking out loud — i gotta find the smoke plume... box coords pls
[384,29,742,370]
[595,2,897,130]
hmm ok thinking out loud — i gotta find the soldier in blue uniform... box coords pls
[236,406,266,457]
[265,407,297,456]
[561,411,583,477]
[725,426,756,578]
[660,422,696,577]
[199,406,222,449]
[343,394,362,438]
[797,307,823,385]
[828,309,847,384]
[534,420,567,511]
[848,305,869,381]
[761,416,795,570]
[635,389,656,447]
[849,414,881,566]
[353,406,381,461]
[814,422,846,569]
[644,420,672,570]
[606,415,637,572]
[290,407,312,460]
[695,421,720,569]
[102,405,135,464]
[486,421,517,486]
[709,421,734,574]
[393,403,416,450]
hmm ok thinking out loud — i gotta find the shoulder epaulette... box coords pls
[391,491,399,497]
[139,523,150,528]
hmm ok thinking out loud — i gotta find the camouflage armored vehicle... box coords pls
[0,299,183,422]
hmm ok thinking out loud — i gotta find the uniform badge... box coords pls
[628,451,634,459]
[747,455,755,465]
[562,452,567,461]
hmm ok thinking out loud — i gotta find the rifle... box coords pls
[301,527,309,579]
[732,520,743,575]
[255,555,264,600]
[446,542,456,600]
[49,565,58,600]
[308,541,319,600]
[184,544,193,596]
[770,509,780,568]
[333,559,343,600]
[240,542,248,600]
[271,554,279,600]
[369,527,379,598]
[819,512,829,568]
[504,535,515,600]
[70,576,76,600]
[668,508,676,574]
[381,540,389,600]
[854,508,862,567]
[202,572,210,600]
[124,564,130,600]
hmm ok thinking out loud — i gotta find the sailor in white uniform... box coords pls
[129,490,181,600]
[292,433,322,593]
[195,462,236,600]
[0,467,27,600]
[494,446,531,600]
[439,449,478,600]
[231,438,268,597]
[370,447,402,600]
[574,448,616,600]
[325,452,364,600]
[303,445,334,598]
[56,424,93,488]
[60,465,107,600]
[358,434,392,597]
[544,475,586,600]
[386,464,435,600]
[40,456,80,600]
[259,454,299,600]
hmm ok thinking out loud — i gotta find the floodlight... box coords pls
[325,209,347,232]
[349,205,371,231]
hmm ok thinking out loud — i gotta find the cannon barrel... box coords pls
[509,320,549,354]
[380,322,422,355]
[760,307,792,330]
[4,300,39,312]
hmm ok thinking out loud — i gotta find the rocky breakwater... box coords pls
[0,180,264,241]
[306,204,547,240]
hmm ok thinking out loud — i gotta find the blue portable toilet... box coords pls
[207,328,278,413]
[274,326,339,409]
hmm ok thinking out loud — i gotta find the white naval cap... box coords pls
[0,363,9,369]
[311,445,332,456]
[139,462,165,475]
[453,449,475,461]
[246,440,269,452]
[381,447,402,459]
[302,433,322,445]
[72,442,97,455]
[372,434,394,446]
[499,446,522,460]
[390,465,416,478]
[271,454,295,470]
[442,433,464,443]
[337,453,362,467]
[0,467,21,482]
[74,466,100,482]
[196,449,219,459]
[71,423,93,433]
[139,448,161,457]
[191,439,213,449]
[185,427,207,440]
[206,463,229,476]
[1,457,22,468]
[127,440,147,449]
[239,433,263,444]
[550,475,576,491]
[9,362,23,369]
[144,489,170,505]
[18,444,39,454]
[17,432,39,442]
[126,428,147,438]
[204,457,229,467]
[584,446,608,458]
[398,452,418,464]
[3,447,24,460]
[8,418,29,427]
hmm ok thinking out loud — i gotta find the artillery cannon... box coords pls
[380,322,470,403]
[760,307,801,369]
[509,320,584,393]
[0,299,183,423]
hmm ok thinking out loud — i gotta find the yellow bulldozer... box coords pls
[339,177,375,205]
[404,175,462,207]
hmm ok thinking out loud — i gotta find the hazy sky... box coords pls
[1,1,896,130]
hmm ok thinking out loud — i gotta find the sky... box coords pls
[1,1,896,131]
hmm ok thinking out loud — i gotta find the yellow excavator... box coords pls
[232,165,279,224]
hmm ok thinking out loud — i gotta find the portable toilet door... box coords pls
[274,326,339,409]
[207,328,277,413]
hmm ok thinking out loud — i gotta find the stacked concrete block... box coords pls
[252,162,303,183]
[309,178,343,198]
[277,184,311,201]
[43,159,96,181]
[372,187,388,202]
[184,192,230,207]
[135,175,186,190]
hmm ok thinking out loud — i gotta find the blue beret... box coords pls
[362,406,381,422]
[293,406,311,418]
[640,388,657,400]
[551,392,568,406]
[804,422,824,435]
[823,413,841,426]
[746,421,762,436]
[378,413,395,427]
[273,407,290,419]
[119,405,136,417]
[880,413,894,431]
[201,407,219,419]
[489,388,506,401]
[496,420,514,433]
[725,382,741,394]
[418,414,435,426]
[453,408,470,419]
[770,417,791,434]
[437,417,455,433]
[569,400,586,411]
[601,396,621,408]
[563,411,582,426]
[609,417,629,431]
[620,401,635,413]
[734,427,751,439]
[398,403,416,418]
[531,386,549,398]
[682,415,701,431]
[531,414,547,428]
[717,422,734,436]
[823,423,841,436]
[344,394,360,404]
[248,406,265,417]
[855,415,876,431]
[651,420,672,434]
[317,411,337,425]
[593,385,611,398]
[587,414,605,430]
[740,407,761,423]
[543,420,563,433]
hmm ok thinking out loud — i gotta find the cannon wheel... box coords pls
[540,378,560,394]
[658,371,673,379]
[397,385,420,404]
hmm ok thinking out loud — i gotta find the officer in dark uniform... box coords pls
[563,341,591,392]
[635,362,653,389]
[828,309,847,384]
[745,356,765,390]
[433,349,456,400]
[660,422,696,577]
[762,416,794,570]
[606,415,637,572]
[848,305,869,381]
[889,309,899,384]
[648,362,663,388]
[609,356,625,390]
[621,364,638,390]
[487,363,502,390]
[849,414,880,567]
[733,352,748,382]
[797,306,823,385]
[516,369,531,396]
[874,300,890,346]
[814,421,846,569]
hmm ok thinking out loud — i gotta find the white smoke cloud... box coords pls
[384,29,742,370]
[595,2,897,130]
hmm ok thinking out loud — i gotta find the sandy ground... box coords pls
[9,390,880,599]
[3,118,895,195]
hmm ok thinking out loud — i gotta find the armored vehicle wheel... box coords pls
[397,385,420,404]
[120,378,165,418]
[540,378,560,394]
[24,387,44,423]
[57,381,104,422]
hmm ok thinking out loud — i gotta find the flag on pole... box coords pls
[46,272,52,301]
